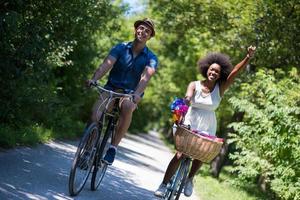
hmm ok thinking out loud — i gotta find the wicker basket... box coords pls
[174,125,223,163]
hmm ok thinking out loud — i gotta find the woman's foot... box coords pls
[154,183,167,197]
[184,178,194,197]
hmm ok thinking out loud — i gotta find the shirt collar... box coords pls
[126,41,148,54]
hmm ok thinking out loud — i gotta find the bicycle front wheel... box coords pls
[174,158,191,200]
[68,123,99,196]
[167,158,191,200]
[91,117,113,190]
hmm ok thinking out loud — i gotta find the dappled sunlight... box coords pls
[0,142,73,199]
[45,140,78,153]
[0,131,179,199]
[125,131,168,152]
[116,145,165,173]
[90,165,165,200]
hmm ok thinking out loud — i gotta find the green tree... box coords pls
[0,0,126,146]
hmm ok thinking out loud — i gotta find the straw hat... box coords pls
[134,18,155,37]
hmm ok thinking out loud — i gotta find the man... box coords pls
[86,18,158,165]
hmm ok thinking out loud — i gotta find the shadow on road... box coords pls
[116,145,166,173]
[0,138,162,200]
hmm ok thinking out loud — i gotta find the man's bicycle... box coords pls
[68,84,132,196]
[162,125,223,200]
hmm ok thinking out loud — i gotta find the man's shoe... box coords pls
[102,147,116,165]
[184,178,194,197]
[154,183,167,197]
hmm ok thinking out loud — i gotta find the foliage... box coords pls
[146,1,300,199]
[0,0,126,146]
[228,68,300,199]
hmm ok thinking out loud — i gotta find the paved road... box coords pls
[0,131,200,200]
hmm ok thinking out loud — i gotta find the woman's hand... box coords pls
[184,96,191,105]
[247,45,256,58]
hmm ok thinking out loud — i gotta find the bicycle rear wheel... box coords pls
[91,117,113,190]
[167,158,191,200]
[68,123,99,196]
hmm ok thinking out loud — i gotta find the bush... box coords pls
[228,68,300,199]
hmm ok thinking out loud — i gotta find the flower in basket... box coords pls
[191,129,224,143]
[170,98,185,110]
[215,138,224,143]
[170,98,189,123]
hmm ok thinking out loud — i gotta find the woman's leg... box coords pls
[188,159,202,179]
[183,159,202,196]
[162,152,182,184]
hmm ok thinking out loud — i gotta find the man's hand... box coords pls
[132,94,141,104]
[247,45,256,58]
[86,79,97,88]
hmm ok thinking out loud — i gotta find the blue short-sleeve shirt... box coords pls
[105,42,158,93]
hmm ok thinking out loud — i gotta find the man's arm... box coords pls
[90,55,116,82]
[132,66,156,104]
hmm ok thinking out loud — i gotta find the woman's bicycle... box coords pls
[162,125,223,200]
[163,154,192,200]
[68,83,132,196]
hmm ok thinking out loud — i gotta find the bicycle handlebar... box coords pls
[91,82,133,100]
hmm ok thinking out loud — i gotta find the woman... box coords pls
[155,46,256,197]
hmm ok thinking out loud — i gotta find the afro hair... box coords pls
[198,53,233,83]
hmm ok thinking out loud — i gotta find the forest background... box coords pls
[1,0,299,199]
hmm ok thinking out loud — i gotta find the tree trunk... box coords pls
[211,133,229,178]
[258,174,268,192]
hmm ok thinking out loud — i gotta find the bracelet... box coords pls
[246,54,253,59]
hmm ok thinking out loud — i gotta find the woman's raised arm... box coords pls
[220,46,256,96]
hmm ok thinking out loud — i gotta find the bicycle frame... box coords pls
[90,84,133,190]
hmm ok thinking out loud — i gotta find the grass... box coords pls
[194,165,268,200]
[0,121,84,148]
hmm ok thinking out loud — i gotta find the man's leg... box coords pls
[91,99,102,123]
[112,99,136,146]
[103,99,135,165]
[91,93,110,124]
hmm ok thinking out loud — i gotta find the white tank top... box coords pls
[183,81,222,136]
